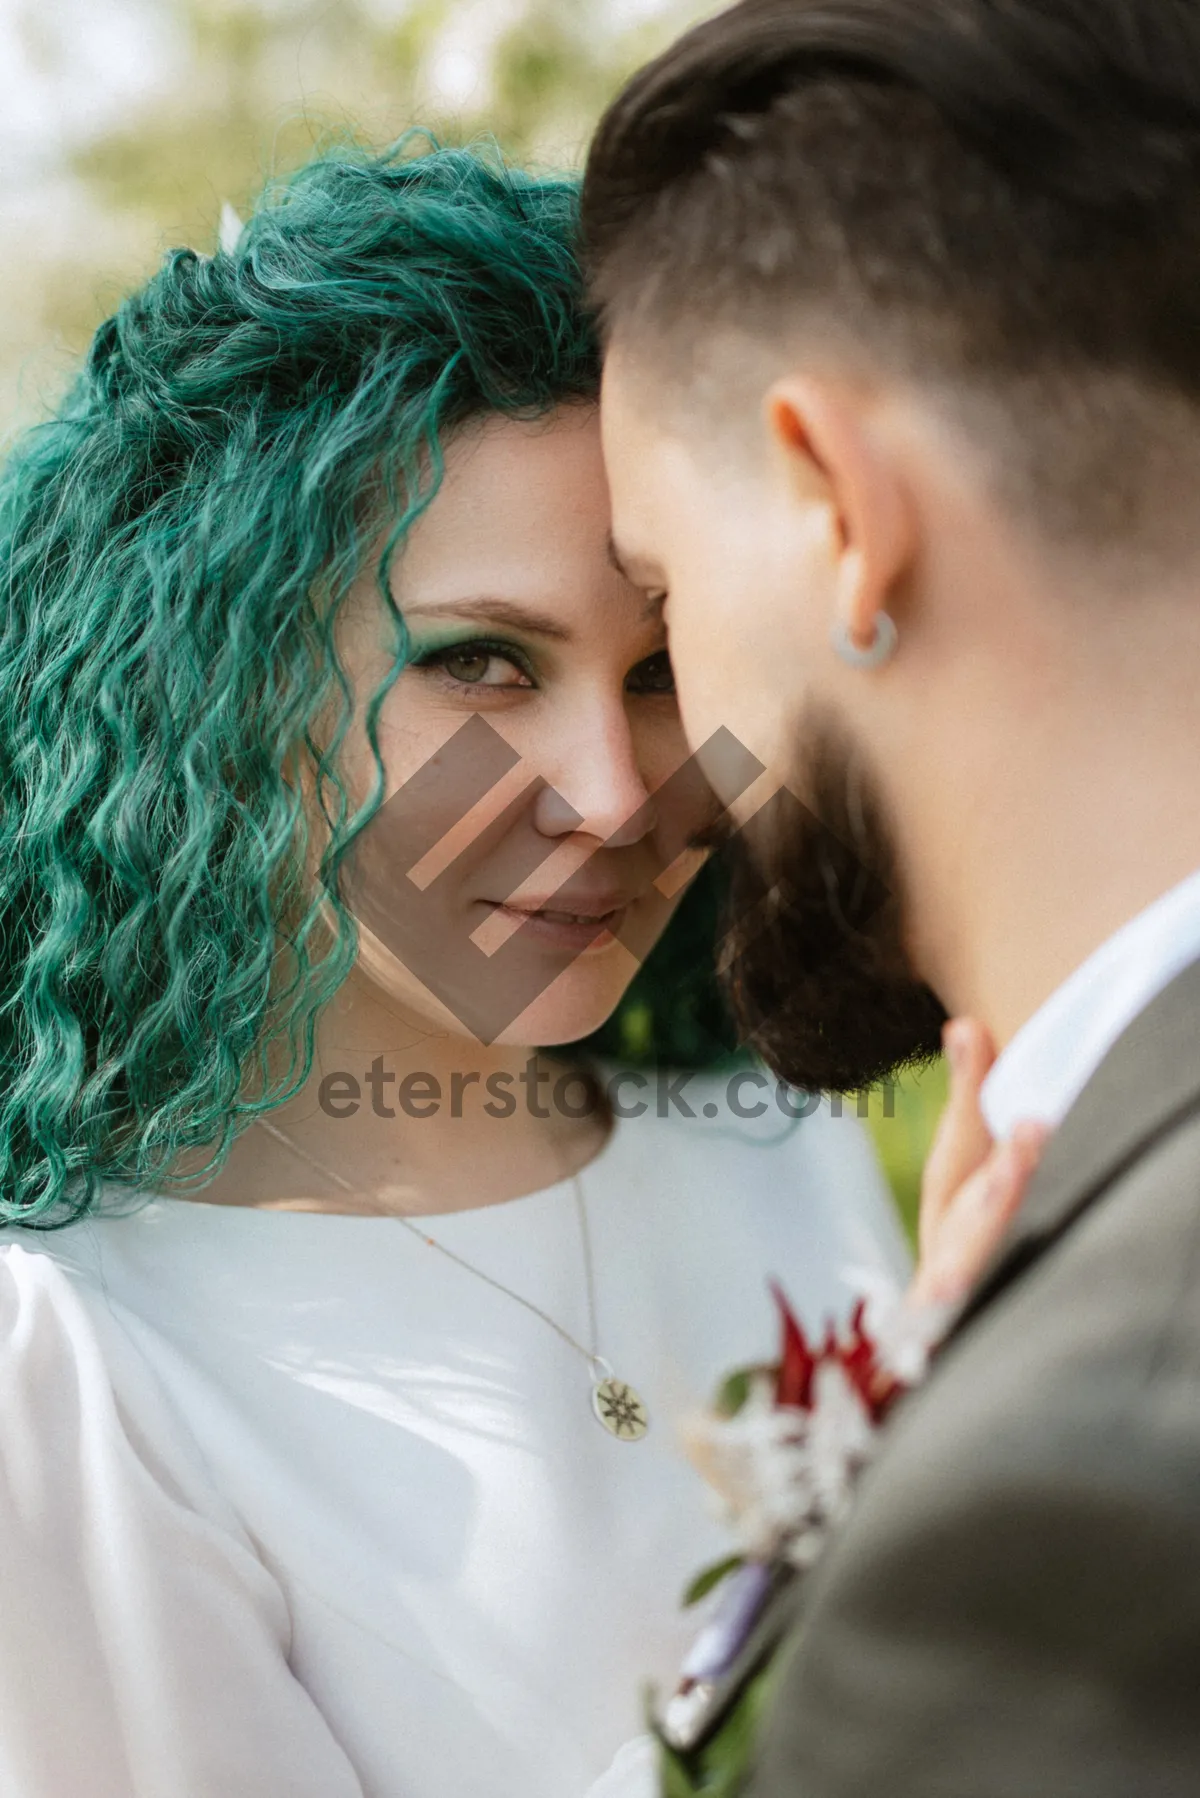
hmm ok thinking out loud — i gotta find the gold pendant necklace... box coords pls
[253,1116,649,1442]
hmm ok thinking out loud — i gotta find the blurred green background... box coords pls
[855,1063,945,1244]
[0,0,946,1236]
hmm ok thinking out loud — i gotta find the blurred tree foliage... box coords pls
[45,0,716,348]
[860,1059,946,1245]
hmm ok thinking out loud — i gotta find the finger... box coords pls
[918,1019,998,1256]
[911,1119,1051,1307]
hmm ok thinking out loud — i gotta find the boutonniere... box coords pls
[652,1281,950,1795]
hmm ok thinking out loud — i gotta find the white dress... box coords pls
[0,1071,910,1798]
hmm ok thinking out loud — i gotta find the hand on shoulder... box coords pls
[910,1020,1050,1310]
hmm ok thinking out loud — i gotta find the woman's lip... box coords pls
[483,900,628,953]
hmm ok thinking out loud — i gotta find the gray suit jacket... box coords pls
[748,953,1200,1798]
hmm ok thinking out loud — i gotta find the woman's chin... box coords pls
[500,952,643,1050]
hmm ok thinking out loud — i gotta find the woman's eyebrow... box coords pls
[402,597,574,641]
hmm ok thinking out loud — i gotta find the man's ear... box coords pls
[763,375,915,655]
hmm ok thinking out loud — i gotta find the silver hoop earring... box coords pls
[831,612,898,670]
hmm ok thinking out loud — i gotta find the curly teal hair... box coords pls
[0,136,734,1227]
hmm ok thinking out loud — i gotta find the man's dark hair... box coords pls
[582,0,1200,540]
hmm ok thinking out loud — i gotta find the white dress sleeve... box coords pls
[582,1732,659,1798]
[0,1243,366,1798]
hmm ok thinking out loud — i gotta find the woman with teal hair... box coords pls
[0,139,914,1796]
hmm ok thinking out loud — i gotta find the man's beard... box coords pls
[709,711,947,1093]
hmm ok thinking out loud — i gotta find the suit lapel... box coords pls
[946,950,1200,1342]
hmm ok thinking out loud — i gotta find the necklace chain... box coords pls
[251,1112,651,1439]
[252,1114,609,1379]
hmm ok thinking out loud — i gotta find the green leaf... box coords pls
[660,1740,705,1798]
[653,1656,790,1796]
[713,1363,773,1417]
[683,1554,746,1608]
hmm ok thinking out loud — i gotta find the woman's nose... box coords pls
[532,701,657,846]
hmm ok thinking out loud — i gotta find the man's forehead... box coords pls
[599,343,656,433]
[598,357,671,560]
[601,325,773,491]
[604,527,665,594]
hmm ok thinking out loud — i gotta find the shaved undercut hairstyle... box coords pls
[581,0,1200,546]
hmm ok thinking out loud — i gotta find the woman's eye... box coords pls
[627,649,676,696]
[412,641,535,689]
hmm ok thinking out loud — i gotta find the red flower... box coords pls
[770,1280,815,1409]
[770,1285,906,1426]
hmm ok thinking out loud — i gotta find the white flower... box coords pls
[845,1262,954,1385]
[680,1364,880,1567]
[217,201,245,257]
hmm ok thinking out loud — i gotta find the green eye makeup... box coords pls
[405,630,537,689]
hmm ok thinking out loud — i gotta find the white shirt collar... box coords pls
[980,865,1200,1141]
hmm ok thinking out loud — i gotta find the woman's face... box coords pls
[334,404,714,1048]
